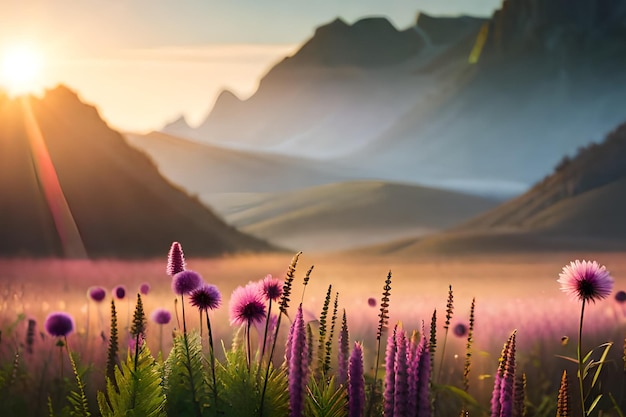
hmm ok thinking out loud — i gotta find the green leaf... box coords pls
[305,377,348,417]
[587,394,602,415]
[67,352,91,417]
[609,392,625,417]
[99,342,166,417]
[164,331,212,417]
[591,342,613,388]
[434,384,480,408]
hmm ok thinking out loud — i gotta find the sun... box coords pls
[0,43,44,96]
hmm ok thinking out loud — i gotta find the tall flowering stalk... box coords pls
[230,282,266,370]
[260,252,301,417]
[557,260,613,417]
[416,333,431,417]
[491,331,516,417]
[44,312,75,380]
[499,331,517,417]
[150,308,171,357]
[349,342,365,417]
[369,271,392,417]
[288,305,308,417]
[383,324,398,416]
[338,309,350,385]
[393,330,409,417]
[557,370,570,417]
[190,283,221,403]
[437,285,454,383]
[167,241,186,276]
[259,275,282,365]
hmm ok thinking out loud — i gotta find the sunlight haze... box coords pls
[0,0,501,131]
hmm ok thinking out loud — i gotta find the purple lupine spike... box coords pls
[383,324,399,417]
[288,305,308,417]
[407,332,422,417]
[394,330,409,417]
[499,331,517,417]
[285,313,296,366]
[337,309,350,385]
[491,334,511,417]
[166,241,186,276]
[416,334,431,417]
[349,342,365,417]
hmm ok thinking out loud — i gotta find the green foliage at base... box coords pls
[97,343,165,417]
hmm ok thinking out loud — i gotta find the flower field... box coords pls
[1,246,626,416]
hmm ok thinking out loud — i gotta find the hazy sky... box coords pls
[0,0,501,131]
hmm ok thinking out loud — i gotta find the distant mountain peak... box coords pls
[284,15,425,68]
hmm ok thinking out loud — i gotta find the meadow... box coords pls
[1,248,625,416]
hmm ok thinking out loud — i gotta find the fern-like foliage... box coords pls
[67,351,91,417]
[105,300,119,391]
[306,376,348,417]
[164,331,211,417]
[98,341,165,417]
[219,348,289,417]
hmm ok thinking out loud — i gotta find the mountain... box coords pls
[224,180,498,252]
[125,130,355,198]
[125,132,498,251]
[0,86,274,258]
[368,120,626,256]
[163,2,626,198]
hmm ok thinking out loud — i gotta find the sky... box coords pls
[0,0,502,132]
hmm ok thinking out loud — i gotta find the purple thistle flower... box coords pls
[453,323,469,337]
[167,241,186,276]
[87,286,106,302]
[190,284,222,311]
[367,297,376,307]
[288,305,308,417]
[44,312,75,337]
[139,282,150,295]
[558,260,613,303]
[113,285,126,300]
[394,330,409,417]
[499,331,517,417]
[260,274,283,302]
[416,335,431,417]
[383,324,398,416]
[348,342,365,417]
[229,282,266,326]
[615,290,626,303]
[151,308,172,325]
[172,270,203,295]
[337,309,350,385]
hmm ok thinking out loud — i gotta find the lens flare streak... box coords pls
[21,97,87,258]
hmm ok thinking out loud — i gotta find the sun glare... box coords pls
[1,43,43,96]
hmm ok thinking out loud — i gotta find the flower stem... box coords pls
[205,310,218,408]
[181,294,187,335]
[578,299,587,417]
[246,321,252,372]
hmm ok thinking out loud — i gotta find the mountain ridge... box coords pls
[0,85,275,258]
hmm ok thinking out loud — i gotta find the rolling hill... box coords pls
[369,120,626,256]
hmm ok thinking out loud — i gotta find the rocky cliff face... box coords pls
[482,0,626,68]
